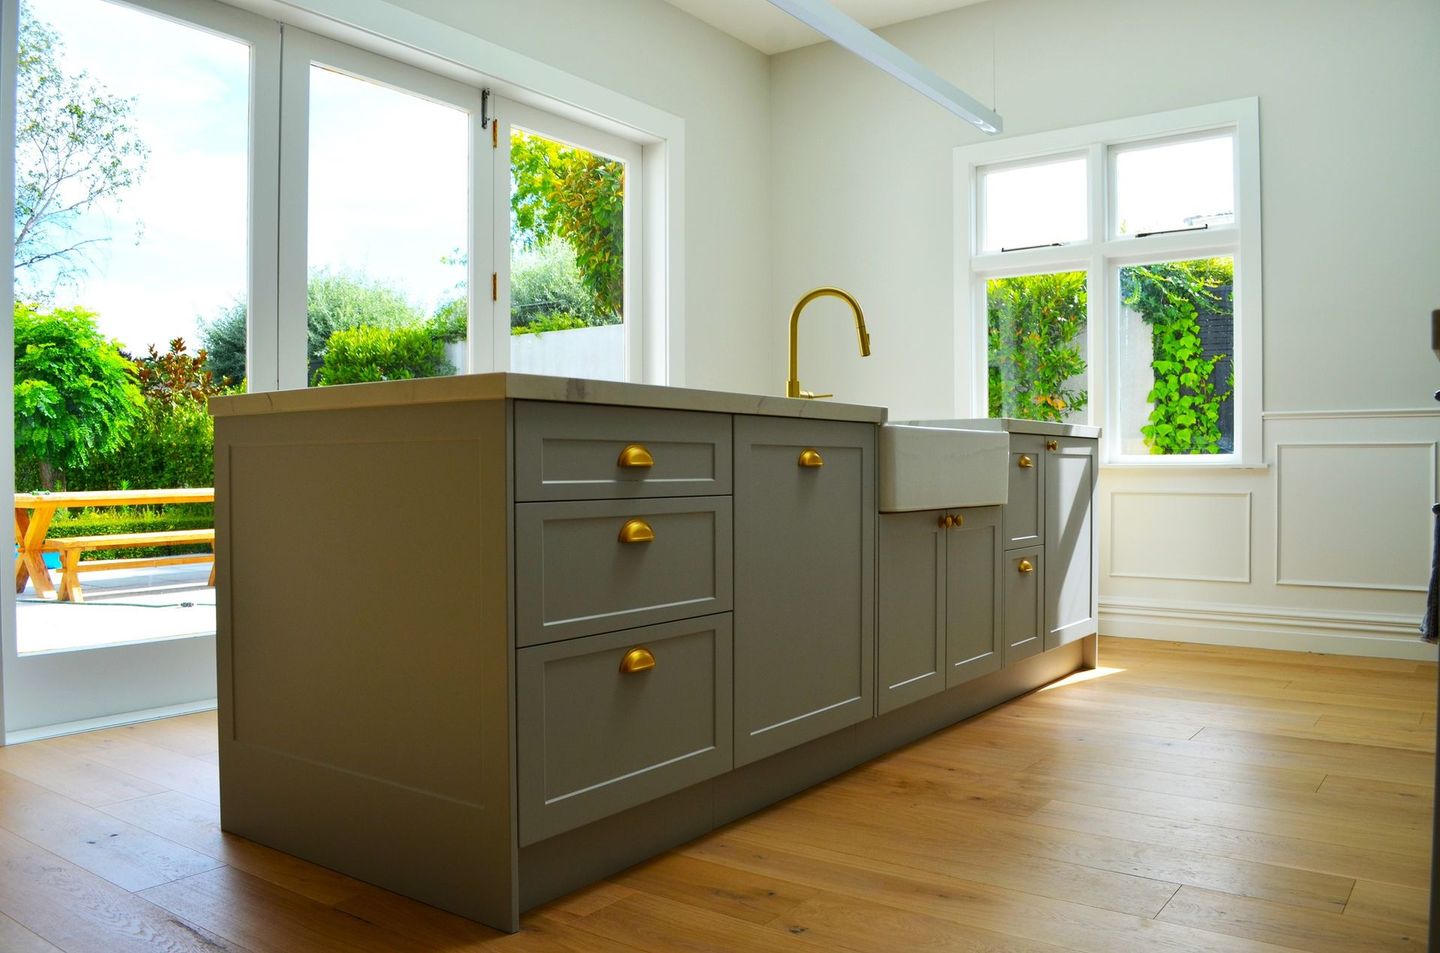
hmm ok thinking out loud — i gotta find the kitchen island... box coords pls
[211,373,1097,932]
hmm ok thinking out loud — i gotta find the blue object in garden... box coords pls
[12,545,60,570]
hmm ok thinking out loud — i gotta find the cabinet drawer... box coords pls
[1003,546,1044,665]
[1003,435,1044,549]
[517,615,733,845]
[515,401,732,502]
[515,496,733,647]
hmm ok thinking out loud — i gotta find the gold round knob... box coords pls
[1017,558,1034,573]
[1018,455,1034,469]
[944,515,956,528]
[619,647,655,674]
[953,513,963,528]
[617,444,654,468]
[1046,439,1058,451]
[937,514,949,529]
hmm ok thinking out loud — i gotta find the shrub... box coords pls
[511,241,608,328]
[45,505,214,559]
[15,302,144,489]
[986,272,1088,422]
[511,312,590,336]
[312,323,453,385]
[65,397,216,491]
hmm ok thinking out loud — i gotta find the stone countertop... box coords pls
[208,372,889,424]
[905,417,1102,439]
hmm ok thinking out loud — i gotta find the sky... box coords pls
[22,0,469,354]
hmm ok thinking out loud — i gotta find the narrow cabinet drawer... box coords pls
[515,496,733,646]
[1003,435,1044,549]
[515,401,732,502]
[517,616,734,845]
[1003,546,1044,665]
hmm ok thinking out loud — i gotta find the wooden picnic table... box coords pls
[14,488,215,602]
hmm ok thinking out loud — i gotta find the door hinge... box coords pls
[480,88,491,129]
[491,272,498,301]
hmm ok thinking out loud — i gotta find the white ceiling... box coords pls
[661,0,993,54]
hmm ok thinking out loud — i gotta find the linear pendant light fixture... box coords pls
[767,0,1002,134]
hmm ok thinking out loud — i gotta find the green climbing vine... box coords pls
[986,271,1088,423]
[1120,259,1233,455]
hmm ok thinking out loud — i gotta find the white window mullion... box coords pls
[275,25,310,390]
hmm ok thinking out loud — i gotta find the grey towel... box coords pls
[1423,503,1439,643]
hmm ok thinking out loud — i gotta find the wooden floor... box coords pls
[0,636,1432,952]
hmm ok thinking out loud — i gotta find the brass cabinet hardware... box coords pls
[937,514,949,529]
[619,646,656,674]
[617,443,655,468]
[1046,439,1059,451]
[943,514,956,528]
[1017,558,1034,574]
[798,448,825,468]
[618,518,656,544]
[1018,454,1034,469]
[953,513,963,527]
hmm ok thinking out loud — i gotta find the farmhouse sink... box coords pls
[878,421,1010,512]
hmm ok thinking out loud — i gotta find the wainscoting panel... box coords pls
[1275,442,1437,592]
[1109,491,1251,583]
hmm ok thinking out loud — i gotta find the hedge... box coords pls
[44,505,214,560]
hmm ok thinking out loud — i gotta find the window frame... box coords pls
[494,97,643,382]
[954,99,1263,467]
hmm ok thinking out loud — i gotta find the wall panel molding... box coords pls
[1100,597,1436,660]
[1263,408,1440,420]
[1274,441,1437,592]
[1108,491,1251,583]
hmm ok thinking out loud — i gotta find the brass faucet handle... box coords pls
[799,390,834,400]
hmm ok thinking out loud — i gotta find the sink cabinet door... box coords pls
[946,507,1003,687]
[877,511,946,715]
[1044,437,1097,650]
[733,416,875,766]
[1003,435,1045,549]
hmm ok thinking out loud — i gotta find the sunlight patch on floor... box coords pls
[1037,666,1126,691]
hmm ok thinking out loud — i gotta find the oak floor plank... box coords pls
[0,740,167,807]
[1098,637,1424,675]
[0,826,245,953]
[0,912,65,953]
[1343,879,1431,930]
[45,731,220,804]
[98,790,368,905]
[0,770,222,892]
[612,852,820,924]
[1157,884,1425,953]
[92,712,220,761]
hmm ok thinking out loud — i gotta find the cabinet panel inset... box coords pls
[1003,435,1044,549]
[947,507,1003,686]
[878,511,946,714]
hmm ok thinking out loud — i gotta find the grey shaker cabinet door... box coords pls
[877,511,946,715]
[1003,546,1045,665]
[1044,437,1097,651]
[946,506,1004,687]
[1003,435,1045,550]
[733,415,875,766]
[515,496,733,647]
[514,401,732,502]
[517,615,733,845]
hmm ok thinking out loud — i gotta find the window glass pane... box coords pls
[986,271,1088,422]
[509,128,626,381]
[1115,257,1235,455]
[307,66,467,386]
[14,0,248,651]
[980,156,1086,252]
[1113,134,1234,237]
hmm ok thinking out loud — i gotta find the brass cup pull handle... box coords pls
[1018,455,1034,469]
[618,518,655,544]
[1046,439,1059,451]
[620,647,655,674]
[1017,558,1035,574]
[798,448,825,468]
[617,444,655,468]
[953,513,963,528]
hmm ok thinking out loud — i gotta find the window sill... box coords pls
[1101,461,1270,471]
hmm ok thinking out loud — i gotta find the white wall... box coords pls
[392,0,775,395]
[770,0,1440,656]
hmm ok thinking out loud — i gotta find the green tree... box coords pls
[511,130,624,317]
[13,7,148,293]
[312,324,452,385]
[14,302,143,490]
[511,240,605,328]
[986,272,1088,423]
[198,271,426,382]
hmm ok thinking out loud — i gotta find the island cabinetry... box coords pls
[732,415,875,766]
[877,506,1003,714]
[1043,436,1097,650]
